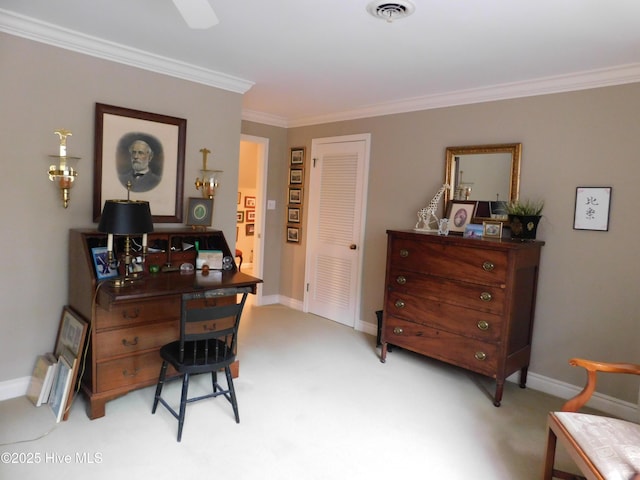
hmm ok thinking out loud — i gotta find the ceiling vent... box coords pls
[366,1,415,22]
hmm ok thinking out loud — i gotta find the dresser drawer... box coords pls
[388,237,508,285]
[96,350,165,392]
[388,269,505,315]
[383,317,498,377]
[95,320,179,360]
[385,291,502,341]
[96,296,180,330]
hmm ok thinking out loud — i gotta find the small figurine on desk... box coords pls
[415,184,451,231]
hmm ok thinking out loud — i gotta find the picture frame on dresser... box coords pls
[91,247,119,280]
[93,103,186,223]
[185,197,213,227]
[446,200,477,233]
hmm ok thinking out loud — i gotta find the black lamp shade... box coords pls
[98,200,154,235]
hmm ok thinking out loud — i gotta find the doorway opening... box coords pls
[237,135,268,305]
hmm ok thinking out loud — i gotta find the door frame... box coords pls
[303,133,371,327]
[240,134,269,306]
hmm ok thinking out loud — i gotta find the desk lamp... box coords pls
[98,198,154,287]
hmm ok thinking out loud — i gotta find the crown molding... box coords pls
[241,109,288,129]
[285,63,640,128]
[3,9,639,128]
[0,9,254,94]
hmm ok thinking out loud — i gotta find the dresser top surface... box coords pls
[386,229,545,250]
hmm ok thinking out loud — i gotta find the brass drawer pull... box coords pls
[393,327,404,335]
[122,308,140,319]
[394,299,405,309]
[480,292,492,302]
[122,368,140,377]
[399,249,409,258]
[121,336,139,346]
[482,261,495,272]
[474,352,487,361]
[477,320,489,331]
[396,275,406,285]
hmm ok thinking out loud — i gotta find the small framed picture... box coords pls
[289,168,304,185]
[246,210,256,222]
[244,196,256,208]
[287,206,301,223]
[446,201,477,233]
[53,306,88,421]
[287,226,301,243]
[92,247,118,280]
[290,147,305,165]
[245,223,255,236]
[54,307,88,359]
[186,197,213,227]
[483,221,503,238]
[236,211,244,223]
[288,187,303,204]
[463,224,484,239]
[573,187,612,231]
[49,352,73,423]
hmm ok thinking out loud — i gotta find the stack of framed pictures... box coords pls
[286,147,305,243]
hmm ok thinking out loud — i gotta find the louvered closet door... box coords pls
[305,135,369,327]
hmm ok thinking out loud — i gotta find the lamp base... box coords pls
[109,272,145,288]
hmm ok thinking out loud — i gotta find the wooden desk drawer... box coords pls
[96,350,164,392]
[383,317,498,377]
[95,321,178,360]
[389,237,508,285]
[388,270,505,315]
[96,296,179,330]
[385,291,502,341]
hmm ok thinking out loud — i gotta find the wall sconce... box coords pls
[194,148,223,198]
[97,198,154,287]
[49,129,80,208]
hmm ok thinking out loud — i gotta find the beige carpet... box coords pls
[0,303,579,479]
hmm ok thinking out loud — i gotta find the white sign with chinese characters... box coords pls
[573,187,612,231]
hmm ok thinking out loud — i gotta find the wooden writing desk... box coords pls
[68,228,262,419]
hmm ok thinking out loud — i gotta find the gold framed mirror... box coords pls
[444,143,521,220]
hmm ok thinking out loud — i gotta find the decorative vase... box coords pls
[508,215,541,240]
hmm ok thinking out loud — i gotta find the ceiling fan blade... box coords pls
[172,0,219,29]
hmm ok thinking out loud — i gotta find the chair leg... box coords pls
[211,370,218,392]
[225,366,240,423]
[177,373,190,442]
[152,361,168,413]
[542,425,556,479]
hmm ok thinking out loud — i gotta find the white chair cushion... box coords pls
[555,412,640,480]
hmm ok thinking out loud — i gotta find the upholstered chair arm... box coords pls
[561,357,640,412]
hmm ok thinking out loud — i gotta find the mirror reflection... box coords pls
[444,143,521,218]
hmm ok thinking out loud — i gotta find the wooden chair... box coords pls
[152,286,251,441]
[543,358,640,480]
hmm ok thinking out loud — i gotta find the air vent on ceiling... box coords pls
[366,1,415,22]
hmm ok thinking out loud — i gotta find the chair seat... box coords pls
[160,339,235,375]
[553,412,640,479]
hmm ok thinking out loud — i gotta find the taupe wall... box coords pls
[281,85,640,402]
[0,33,244,381]
[2,31,639,404]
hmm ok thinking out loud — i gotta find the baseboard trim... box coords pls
[0,376,30,401]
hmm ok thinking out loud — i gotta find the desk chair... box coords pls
[543,358,640,479]
[152,286,252,441]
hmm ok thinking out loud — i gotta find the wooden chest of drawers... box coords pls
[381,229,544,406]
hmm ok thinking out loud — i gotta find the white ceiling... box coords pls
[2,0,640,127]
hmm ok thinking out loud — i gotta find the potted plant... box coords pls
[507,199,544,239]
